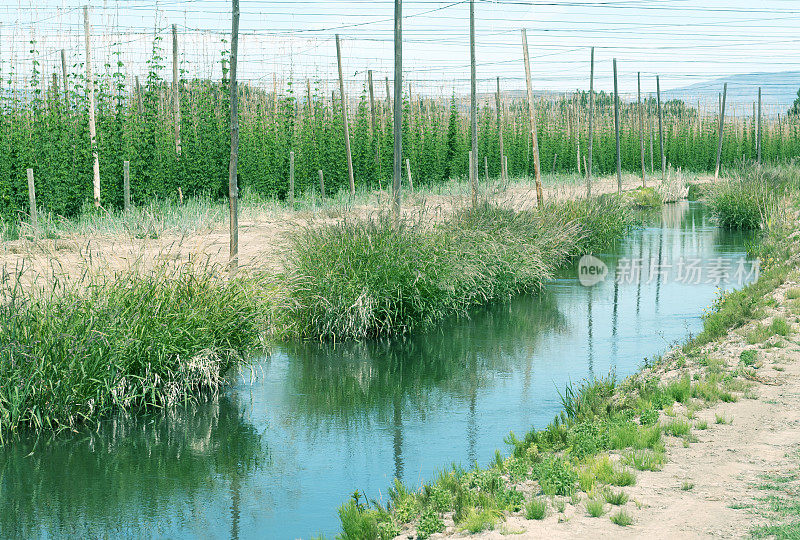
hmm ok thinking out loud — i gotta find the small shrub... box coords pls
[417,508,444,539]
[740,349,758,366]
[532,457,577,496]
[696,420,709,430]
[640,408,659,425]
[525,497,548,520]
[624,449,665,471]
[587,498,605,517]
[338,501,379,540]
[610,510,633,526]
[459,507,502,533]
[663,419,691,437]
[603,489,629,506]
[681,481,695,491]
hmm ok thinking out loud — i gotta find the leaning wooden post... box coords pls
[496,76,505,182]
[521,29,543,206]
[613,59,622,194]
[656,75,666,181]
[586,46,594,197]
[228,0,240,270]
[172,24,182,158]
[551,153,558,175]
[405,158,414,192]
[83,6,101,207]
[392,0,402,224]
[26,169,37,234]
[335,35,356,196]
[714,82,727,179]
[289,151,295,209]
[757,86,762,165]
[637,72,645,187]
[318,169,325,198]
[123,160,131,212]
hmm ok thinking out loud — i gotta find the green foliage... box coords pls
[740,349,758,366]
[525,497,548,520]
[0,262,266,442]
[610,510,633,526]
[288,200,631,339]
[587,498,605,517]
[532,457,578,496]
[417,508,444,539]
[603,489,629,506]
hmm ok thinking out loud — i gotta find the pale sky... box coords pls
[2,0,799,105]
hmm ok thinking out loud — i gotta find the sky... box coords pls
[2,0,799,106]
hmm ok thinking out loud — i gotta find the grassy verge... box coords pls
[0,262,274,443]
[333,165,798,539]
[286,196,632,340]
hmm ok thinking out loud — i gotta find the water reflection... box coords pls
[0,395,265,539]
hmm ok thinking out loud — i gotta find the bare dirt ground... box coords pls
[449,273,800,539]
[0,173,699,284]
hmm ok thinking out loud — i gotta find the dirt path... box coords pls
[0,173,700,285]
[456,274,800,539]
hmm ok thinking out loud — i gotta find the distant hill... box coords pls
[663,71,800,116]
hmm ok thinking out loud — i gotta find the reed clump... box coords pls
[287,197,632,340]
[708,164,798,230]
[0,262,269,443]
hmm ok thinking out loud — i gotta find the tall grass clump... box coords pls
[708,165,797,230]
[288,198,632,340]
[0,263,268,442]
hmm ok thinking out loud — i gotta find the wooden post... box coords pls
[504,155,509,184]
[484,155,489,184]
[714,82,727,179]
[228,0,240,270]
[60,49,69,106]
[521,29,543,206]
[496,76,505,182]
[335,35,356,196]
[649,98,655,173]
[405,158,413,192]
[637,72,645,187]
[613,59,622,194]
[318,169,325,198]
[172,24,182,158]
[385,76,391,116]
[368,69,380,178]
[469,0,478,206]
[289,151,295,208]
[26,169,37,234]
[656,75,666,181]
[83,6,101,207]
[586,46,594,197]
[574,105,582,176]
[757,86,762,165]
[551,153,558,175]
[123,160,131,212]
[392,0,402,224]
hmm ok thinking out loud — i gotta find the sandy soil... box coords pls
[0,173,699,285]
[441,272,800,539]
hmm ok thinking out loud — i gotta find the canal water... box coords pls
[0,201,757,539]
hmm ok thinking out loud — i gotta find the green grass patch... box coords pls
[610,510,633,526]
[586,498,605,517]
[525,497,548,520]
